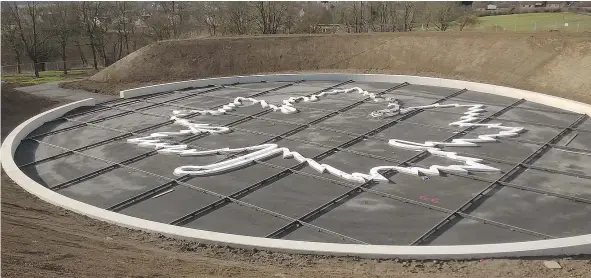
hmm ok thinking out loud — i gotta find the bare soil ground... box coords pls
[2,84,591,277]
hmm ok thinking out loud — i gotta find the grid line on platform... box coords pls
[409,113,589,246]
[123,96,591,159]
[78,118,556,241]
[18,81,307,167]
[22,90,571,243]
[25,90,591,208]
[177,89,591,135]
[264,96,529,240]
[392,87,581,116]
[131,95,462,133]
[23,86,228,141]
[29,109,553,243]
[134,83,413,225]
[98,99,591,183]
[43,81,311,191]
[29,139,368,244]
[39,102,590,215]
[261,89,470,240]
[67,109,591,207]
[17,79,591,246]
[499,137,591,154]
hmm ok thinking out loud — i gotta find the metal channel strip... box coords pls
[19,82,302,167]
[45,81,308,191]
[31,139,368,244]
[252,160,554,240]
[227,124,591,205]
[261,89,471,239]
[59,94,590,211]
[105,80,360,212]
[164,83,410,225]
[24,86,226,141]
[132,97,591,174]
[409,114,589,246]
[52,98,566,240]
[92,117,556,240]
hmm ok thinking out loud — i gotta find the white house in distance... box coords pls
[472,1,567,11]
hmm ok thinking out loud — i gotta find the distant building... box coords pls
[546,1,565,8]
[496,2,516,11]
[472,1,490,11]
[519,1,567,9]
[520,1,545,8]
[315,24,343,34]
[573,1,591,10]
[487,4,498,10]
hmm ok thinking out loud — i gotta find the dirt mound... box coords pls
[87,32,591,103]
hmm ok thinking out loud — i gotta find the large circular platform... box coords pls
[3,74,591,259]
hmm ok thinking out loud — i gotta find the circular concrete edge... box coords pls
[0,76,588,259]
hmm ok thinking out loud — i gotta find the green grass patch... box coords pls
[464,12,591,32]
[1,69,91,85]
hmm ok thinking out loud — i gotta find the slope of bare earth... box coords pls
[64,32,591,103]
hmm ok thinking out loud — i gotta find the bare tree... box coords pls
[74,39,88,66]
[79,1,101,69]
[1,7,24,73]
[144,1,190,40]
[48,2,78,74]
[113,1,137,57]
[226,2,251,35]
[402,2,416,32]
[5,1,52,77]
[253,1,286,34]
[428,2,460,31]
[202,2,221,36]
[457,6,479,31]
[351,2,363,33]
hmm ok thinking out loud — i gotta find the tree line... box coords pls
[1,1,476,77]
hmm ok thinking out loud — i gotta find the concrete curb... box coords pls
[3,75,591,259]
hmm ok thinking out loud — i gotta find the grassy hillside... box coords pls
[80,32,591,103]
[467,12,591,32]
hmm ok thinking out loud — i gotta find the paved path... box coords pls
[15,81,115,103]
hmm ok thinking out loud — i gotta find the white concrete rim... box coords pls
[2,74,590,259]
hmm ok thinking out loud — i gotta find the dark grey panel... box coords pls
[242,173,351,218]
[556,132,591,151]
[533,147,591,175]
[21,153,112,187]
[14,139,69,165]
[184,156,297,196]
[309,192,448,245]
[183,203,291,237]
[59,167,163,208]
[428,218,540,245]
[470,187,591,238]
[512,168,591,200]
[374,172,490,210]
[119,185,219,223]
